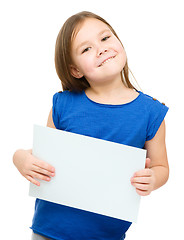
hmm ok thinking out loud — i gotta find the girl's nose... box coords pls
[98,49,108,56]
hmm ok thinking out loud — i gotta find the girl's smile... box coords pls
[98,55,116,67]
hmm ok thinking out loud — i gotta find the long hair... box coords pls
[55,11,136,92]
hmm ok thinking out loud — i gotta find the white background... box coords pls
[1,0,183,239]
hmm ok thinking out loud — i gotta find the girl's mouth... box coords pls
[98,56,116,67]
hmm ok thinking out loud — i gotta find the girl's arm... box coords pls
[131,120,169,196]
[13,108,56,186]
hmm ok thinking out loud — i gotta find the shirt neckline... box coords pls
[82,90,142,108]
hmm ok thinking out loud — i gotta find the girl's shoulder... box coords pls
[52,90,77,129]
[140,91,167,109]
[54,90,82,98]
[138,91,169,126]
[53,90,84,113]
[54,90,71,98]
[138,92,169,141]
[53,90,81,103]
[53,91,67,107]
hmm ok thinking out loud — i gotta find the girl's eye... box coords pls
[102,36,110,41]
[82,47,91,54]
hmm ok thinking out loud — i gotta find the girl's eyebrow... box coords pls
[75,29,111,53]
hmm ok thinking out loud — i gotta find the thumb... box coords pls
[145,158,151,168]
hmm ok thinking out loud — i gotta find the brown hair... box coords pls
[55,11,136,92]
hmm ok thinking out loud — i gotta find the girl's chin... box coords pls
[86,74,122,84]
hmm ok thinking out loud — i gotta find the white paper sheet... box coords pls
[29,125,146,222]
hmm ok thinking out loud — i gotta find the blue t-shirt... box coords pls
[31,90,168,240]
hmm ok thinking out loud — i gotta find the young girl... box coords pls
[13,11,169,240]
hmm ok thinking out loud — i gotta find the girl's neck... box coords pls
[85,79,138,105]
[85,78,128,98]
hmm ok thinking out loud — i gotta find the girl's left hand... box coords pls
[131,158,156,196]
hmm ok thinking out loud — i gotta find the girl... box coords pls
[13,11,169,240]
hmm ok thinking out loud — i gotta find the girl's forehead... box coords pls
[73,18,111,41]
[80,18,108,28]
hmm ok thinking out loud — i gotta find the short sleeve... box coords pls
[52,92,62,129]
[146,100,169,141]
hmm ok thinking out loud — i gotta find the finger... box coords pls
[145,158,151,168]
[32,165,55,177]
[131,176,151,184]
[26,175,40,186]
[136,188,150,196]
[31,171,51,182]
[132,182,149,191]
[133,168,152,177]
[32,157,55,173]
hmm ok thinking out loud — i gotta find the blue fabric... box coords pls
[31,90,168,240]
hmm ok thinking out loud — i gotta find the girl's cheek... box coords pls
[82,57,94,72]
[114,40,126,54]
[118,44,126,56]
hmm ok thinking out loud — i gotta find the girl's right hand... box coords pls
[13,149,55,186]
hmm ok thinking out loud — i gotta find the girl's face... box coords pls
[70,18,127,85]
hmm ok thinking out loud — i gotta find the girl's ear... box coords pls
[70,65,84,79]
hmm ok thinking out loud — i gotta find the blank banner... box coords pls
[29,125,146,222]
